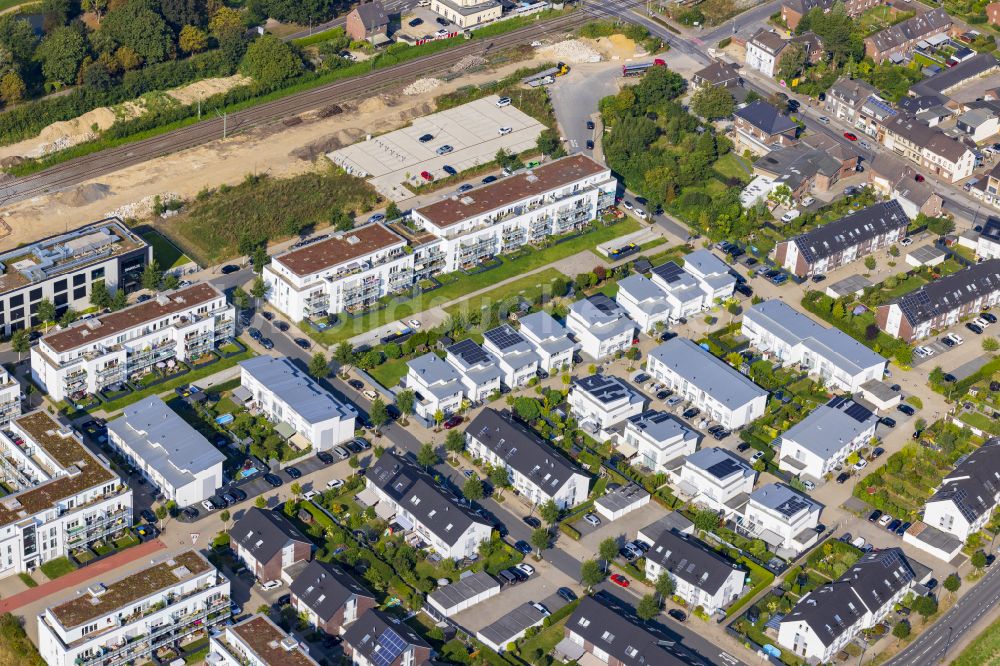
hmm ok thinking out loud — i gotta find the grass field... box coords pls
[368,358,409,390]
[713,153,753,182]
[140,229,192,269]
[0,613,45,666]
[442,268,565,319]
[39,556,77,579]
[950,615,1000,666]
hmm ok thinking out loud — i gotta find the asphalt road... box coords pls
[886,564,1000,666]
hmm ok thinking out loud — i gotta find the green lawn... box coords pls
[368,357,409,390]
[139,229,192,270]
[442,268,566,319]
[714,153,753,182]
[950,614,1000,666]
[304,219,640,346]
[40,557,77,580]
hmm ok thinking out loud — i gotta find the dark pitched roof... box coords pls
[567,596,691,666]
[827,78,879,107]
[353,1,388,29]
[367,452,489,546]
[646,529,743,595]
[343,609,430,663]
[782,0,833,15]
[866,8,951,54]
[230,508,311,564]
[783,549,915,647]
[983,217,1000,245]
[749,29,788,55]
[789,200,909,264]
[693,60,741,86]
[466,408,587,497]
[289,560,375,621]
[893,259,1000,326]
[734,100,798,136]
[929,439,1000,523]
[882,113,973,163]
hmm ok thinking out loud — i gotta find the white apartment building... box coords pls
[445,339,502,402]
[676,447,757,518]
[32,283,235,402]
[482,324,540,389]
[646,337,768,429]
[208,615,318,666]
[240,356,357,451]
[746,29,787,77]
[623,409,699,475]
[107,396,224,507]
[743,300,887,392]
[644,529,746,615]
[410,155,616,273]
[38,549,231,666]
[568,374,646,440]
[0,218,150,336]
[921,439,1000,542]
[515,311,576,373]
[0,366,21,427]
[779,549,916,662]
[880,113,977,183]
[0,411,131,580]
[777,397,879,480]
[466,408,590,509]
[566,294,637,360]
[431,0,501,28]
[404,352,464,422]
[263,224,413,322]
[742,483,822,556]
[365,452,493,560]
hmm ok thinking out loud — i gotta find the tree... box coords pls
[255,496,267,509]
[416,443,438,469]
[36,298,55,330]
[101,0,173,64]
[160,0,205,29]
[232,287,249,313]
[581,559,604,590]
[154,505,168,525]
[943,573,961,594]
[10,329,29,363]
[369,398,388,431]
[912,594,938,618]
[209,6,244,38]
[334,341,354,375]
[308,352,328,379]
[444,427,464,454]
[892,619,910,642]
[141,258,162,291]
[240,35,300,86]
[87,280,112,310]
[864,256,877,271]
[598,537,618,573]
[463,475,484,501]
[0,71,25,105]
[330,208,353,232]
[637,593,661,621]
[251,245,269,273]
[693,509,719,533]
[290,482,303,499]
[984,337,999,352]
[110,288,128,311]
[971,549,988,572]
[395,389,415,425]
[917,213,955,236]
[250,276,268,307]
[490,465,510,496]
[220,509,231,530]
[536,128,562,157]
[540,498,560,526]
[35,26,86,86]
[530,527,549,555]
[655,572,675,601]
[433,409,445,428]
[176,24,208,53]
[358,350,383,371]
[161,273,179,291]
[691,84,735,120]
[385,202,402,221]
[114,45,141,71]
[776,43,808,83]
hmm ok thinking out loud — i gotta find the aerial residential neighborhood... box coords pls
[0,0,998,665]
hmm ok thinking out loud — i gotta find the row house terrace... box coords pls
[31,284,234,403]
[0,411,130,579]
[880,113,976,183]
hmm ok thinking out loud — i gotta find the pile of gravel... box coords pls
[403,78,443,95]
[105,192,180,220]
[450,54,487,73]
[541,39,601,63]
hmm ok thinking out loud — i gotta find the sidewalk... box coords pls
[0,538,165,613]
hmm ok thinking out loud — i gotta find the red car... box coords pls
[443,416,463,429]
[915,174,925,182]
[420,170,434,181]
[610,574,630,588]
[843,132,858,141]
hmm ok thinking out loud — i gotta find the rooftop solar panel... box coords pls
[449,338,491,366]
[776,496,811,518]
[371,628,406,666]
[484,325,525,351]
[651,262,685,284]
[705,458,742,480]
[588,293,619,315]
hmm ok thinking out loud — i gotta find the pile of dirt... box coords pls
[105,192,179,220]
[403,78,443,95]
[594,34,638,59]
[359,96,388,113]
[450,54,487,73]
[58,183,112,207]
[401,101,435,120]
[539,39,601,63]
[167,75,251,106]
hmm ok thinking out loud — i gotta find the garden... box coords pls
[801,290,913,366]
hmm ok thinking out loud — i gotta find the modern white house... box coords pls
[566,294,637,360]
[615,274,674,333]
[0,366,21,427]
[208,614,318,666]
[646,264,706,323]
[779,549,916,663]
[515,311,577,373]
[404,352,465,423]
[646,337,768,429]
[0,411,131,581]
[568,374,647,440]
[410,155,617,273]
[777,397,880,480]
[466,408,590,509]
[445,339,502,402]
[742,300,887,392]
[742,483,823,556]
[681,250,738,304]
[676,447,757,518]
[482,325,541,389]
[31,283,235,402]
[922,439,1000,542]
[263,223,414,321]
[622,409,699,475]
[644,529,746,615]
[107,395,224,507]
[746,29,787,77]
[365,452,493,560]
[38,550,231,666]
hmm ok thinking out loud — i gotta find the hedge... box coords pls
[560,523,581,540]
[725,557,774,619]
[544,598,581,626]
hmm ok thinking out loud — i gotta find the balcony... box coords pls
[303,293,329,316]
[65,507,132,547]
[126,340,178,373]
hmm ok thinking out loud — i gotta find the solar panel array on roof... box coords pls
[651,262,685,284]
[371,627,406,666]
[484,325,526,351]
[844,401,874,423]
[776,495,812,518]
[589,293,619,315]
[793,201,909,264]
[896,259,1000,326]
[705,458,743,480]
[449,338,491,366]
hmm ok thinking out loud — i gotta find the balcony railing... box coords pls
[65,508,132,547]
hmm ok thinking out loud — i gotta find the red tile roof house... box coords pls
[230,507,313,583]
[989,1,1000,25]
[780,0,880,31]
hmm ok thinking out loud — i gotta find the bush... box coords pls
[560,523,581,540]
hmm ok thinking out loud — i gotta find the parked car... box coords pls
[259,337,274,350]
[682,407,700,419]
[634,373,651,383]
[610,574,630,588]
[482,175,498,184]
[496,97,511,107]
[737,442,752,453]
[583,513,601,527]
[853,458,868,471]
[530,602,550,617]
[750,450,764,463]
[333,446,350,460]
[514,540,532,555]
[887,519,902,532]
[517,563,535,576]
[221,264,240,274]
[878,513,893,527]
[326,478,344,490]
[523,516,541,528]
[457,184,474,193]
[140,509,157,523]
[655,389,671,400]
[802,479,816,491]
[880,417,896,428]
[668,609,687,622]
[294,337,311,349]
[317,451,334,464]
[897,404,915,416]
[966,322,984,334]
[444,416,463,429]
[557,587,577,602]
[285,467,302,479]
[836,472,850,484]
[844,132,858,141]
[586,120,595,130]
[981,312,997,323]
[264,473,283,487]
[261,580,282,591]
[868,510,883,522]
[871,447,885,459]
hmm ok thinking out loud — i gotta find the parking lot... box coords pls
[327,96,545,199]
[394,7,463,42]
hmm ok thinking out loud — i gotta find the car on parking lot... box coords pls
[583,513,601,527]
[666,396,683,407]
[634,373,650,383]
[836,472,850,484]
[201,499,215,511]
[735,282,753,297]
[610,574,630,588]
[712,429,730,440]
[982,312,997,323]
[140,509,156,523]
[222,492,236,506]
[508,568,528,583]
[880,417,896,428]
[737,442,752,453]
[682,407,700,419]
[948,333,964,345]
[750,450,764,464]
[221,264,240,274]
[496,96,511,107]
[967,322,984,334]
[436,16,448,25]
[914,345,933,358]
[248,327,262,340]
[420,171,433,181]
[878,513,893,527]
[940,336,956,348]
[482,175,497,184]
[781,209,801,223]
[853,458,868,471]
[514,540,532,555]
[869,509,883,522]
[973,317,991,328]
[353,438,371,451]
[264,473,282,487]
[498,126,513,136]
[517,563,535,576]
[317,451,334,465]
[802,479,816,491]
[896,521,911,535]
[523,516,541,528]
[457,183,474,193]
[286,467,302,479]
[887,519,902,532]
[326,478,344,490]
[619,547,637,561]
[183,506,199,519]
[498,570,518,586]
[443,416,463,429]
[303,490,319,501]
[293,337,311,349]
[558,587,577,602]
[409,17,424,26]
[261,580,282,591]
[333,446,350,460]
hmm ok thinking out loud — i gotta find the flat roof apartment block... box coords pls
[263,223,413,321]
[209,615,319,666]
[107,395,224,507]
[623,409,699,476]
[568,373,646,439]
[0,411,130,580]
[0,366,21,427]
[31,283,235,402]
[404,352,465,422]
[38,549,231,666]
[0,218,150,335]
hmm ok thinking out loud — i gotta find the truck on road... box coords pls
[622,58,666,77]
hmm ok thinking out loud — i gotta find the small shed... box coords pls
[905,244,947,268]
[594,483,650,520]
[427,572,500,617]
